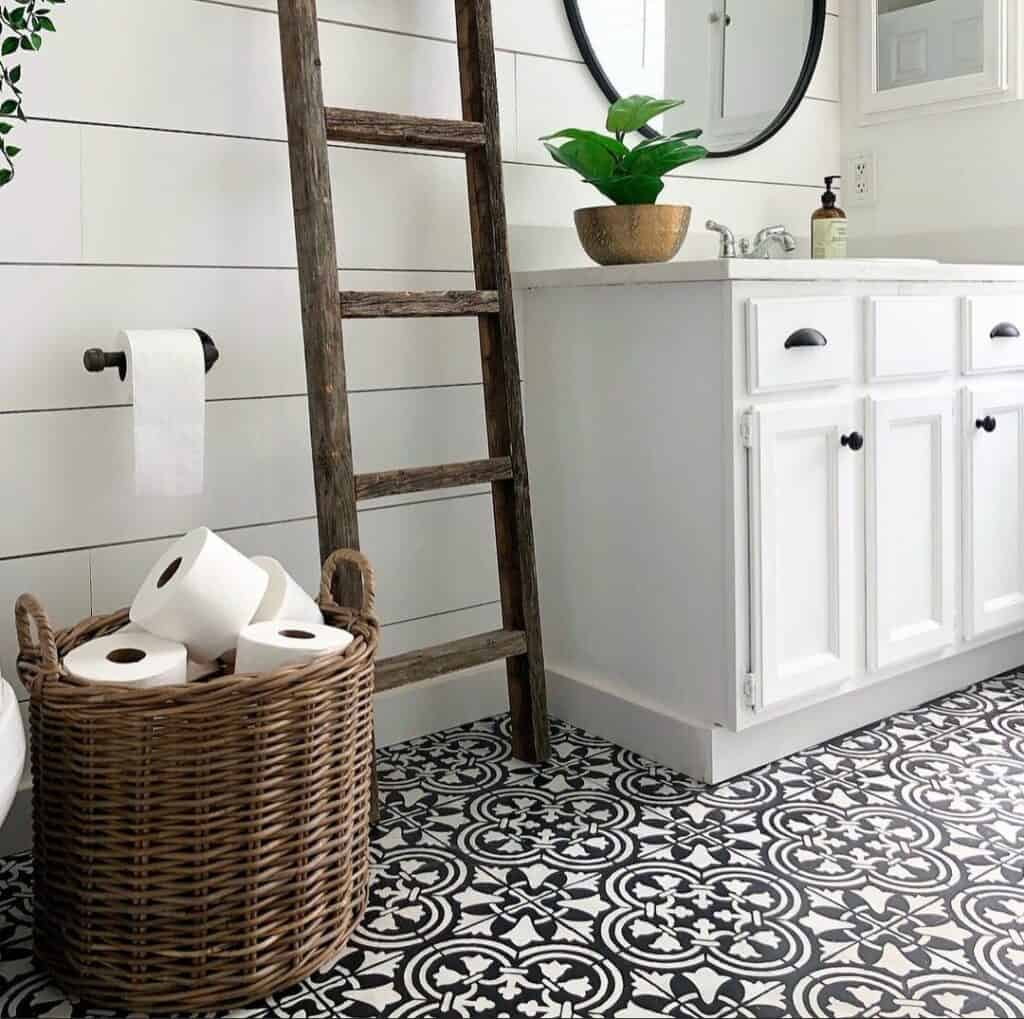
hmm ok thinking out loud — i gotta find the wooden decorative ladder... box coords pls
[277,0,551,793]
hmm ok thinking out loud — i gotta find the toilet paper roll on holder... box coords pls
[83,330,219,381]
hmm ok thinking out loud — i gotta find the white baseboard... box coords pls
[547,663,715,781]
[0,663,510,858]
[548,634,1024,785]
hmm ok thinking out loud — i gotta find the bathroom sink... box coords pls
[0,675,25,830]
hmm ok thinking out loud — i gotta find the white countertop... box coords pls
[513,258,1024,289]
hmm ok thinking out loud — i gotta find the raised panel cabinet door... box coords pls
[964,387,1024,639]
[866,395,956,671]
[749,402,857,711]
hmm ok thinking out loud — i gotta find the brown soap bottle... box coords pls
[812,175,848,259]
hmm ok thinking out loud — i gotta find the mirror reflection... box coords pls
[570,1,822,154]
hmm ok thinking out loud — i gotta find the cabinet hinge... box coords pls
[743,672,760,711]
[740,413,754,449]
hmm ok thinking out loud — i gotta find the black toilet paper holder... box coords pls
[83,330,220,381]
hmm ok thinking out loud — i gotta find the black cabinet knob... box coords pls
[990,322,1021,339]
[841,431,864,451]
[976,415,997,433]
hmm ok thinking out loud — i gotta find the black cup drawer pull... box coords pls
[976,415,997,433]
[784,327,828,349]
[841,431,864,451]
[990,322,1021,339]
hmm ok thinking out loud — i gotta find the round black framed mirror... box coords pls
[563,1,827,159]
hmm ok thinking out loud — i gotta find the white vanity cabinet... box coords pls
[747,400,858,710]
[866,393,956,671]
[963,386,1024,639]
[517,260,1024,782]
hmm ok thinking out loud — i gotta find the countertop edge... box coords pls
[512,260,1024,290]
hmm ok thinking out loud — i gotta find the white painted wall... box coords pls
[841,1,1024,262]
[0,0,840,757]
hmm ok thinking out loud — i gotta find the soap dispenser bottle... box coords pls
[812,175,847,259]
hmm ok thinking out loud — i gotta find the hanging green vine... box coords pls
[0,0,64,187]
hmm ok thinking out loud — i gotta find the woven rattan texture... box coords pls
[14,549,379,1013]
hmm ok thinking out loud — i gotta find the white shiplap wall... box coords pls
[0,0,840,735]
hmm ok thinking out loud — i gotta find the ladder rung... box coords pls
[356,457,512,501]
[341,290,500,319]
[325,107,487,153]
[376,629,528,692]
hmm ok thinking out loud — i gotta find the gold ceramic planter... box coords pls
[574,204,692,266]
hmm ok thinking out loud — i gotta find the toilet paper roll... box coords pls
[119,621,219,681]
[235,620,354,675]
[251,556,324,625]
[119,329,206,497]
[130,527,269,662]
[64,633,188,688]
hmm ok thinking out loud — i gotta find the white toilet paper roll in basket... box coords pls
[64,632,188,689]
[251,556,324,625]
[120,621,221,681]
[235,620,354,675]
[130,527,269,662]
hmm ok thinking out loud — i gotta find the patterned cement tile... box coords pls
[4,672,1024,1017]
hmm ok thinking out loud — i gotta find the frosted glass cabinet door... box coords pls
[750,402,857,710]
[964,387,1024,639]
[866,395,956,671]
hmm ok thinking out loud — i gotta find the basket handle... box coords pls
[320,548,376,616]
[15,593,60,675]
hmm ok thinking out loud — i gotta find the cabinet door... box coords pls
[866,395,956,671]
[964,387,1024,639]
[750,403,857,710]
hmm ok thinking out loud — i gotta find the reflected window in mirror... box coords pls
[565,1,826,157]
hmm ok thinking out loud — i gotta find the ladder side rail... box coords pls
[455,0,550,761]
[278,0,362,608]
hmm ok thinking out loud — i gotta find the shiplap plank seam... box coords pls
[26,115,835,189]
[0,488,496,564]
[191,0,840,58]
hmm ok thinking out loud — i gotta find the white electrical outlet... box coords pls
[847,152,876,207]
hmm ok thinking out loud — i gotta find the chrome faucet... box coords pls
[743,225,798,259]
[706,219,737,258]
[706,220,796,259]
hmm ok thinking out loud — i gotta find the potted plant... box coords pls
[541,95,707,266]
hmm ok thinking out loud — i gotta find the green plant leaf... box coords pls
[36,15,55,31]
[539,128,628,160]
[587,174,665,205]
[0,100,17,116]
[606,95,684,135]
[631,128,703,151]
[0,169,12,187]
[9,64,21,82]
[543,138,617,181]
[6,144,19,157]
[1,37,18,56]
[622,138,707,177]
[0,123,11,134]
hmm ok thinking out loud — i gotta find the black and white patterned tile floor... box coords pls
[5,673,1024,1017]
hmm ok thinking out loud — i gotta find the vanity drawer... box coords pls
[746,297,855,394]
[867,297,955,380]
[963,297,1024,374]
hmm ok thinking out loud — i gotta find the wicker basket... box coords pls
[14,548,379,1014]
